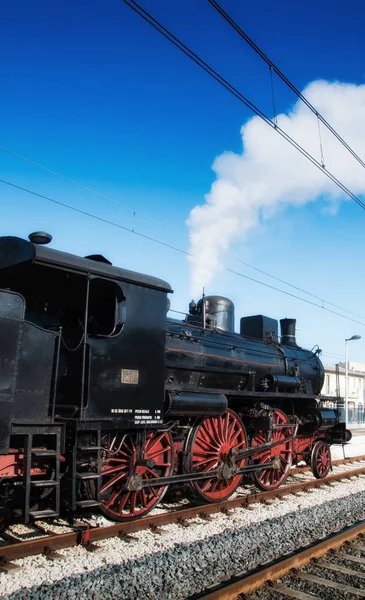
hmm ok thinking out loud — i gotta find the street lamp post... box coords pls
[345,335,361,426]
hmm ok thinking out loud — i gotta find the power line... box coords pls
[0,179,190,257]
[120,0,365,322]
[2,176,365,328]
[2,2,364,324]
[0,18,362,322]
[3,145,364,321]
[322,351,346,359]
[121,0,365,212]
[0,145,183,239]
[208,0,365,173]
[3,144,365,322]
[226,267,365,326]
[229,259,365,322]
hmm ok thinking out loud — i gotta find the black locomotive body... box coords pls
[0,234,348,523]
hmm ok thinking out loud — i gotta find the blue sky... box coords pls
[2,0,365,364]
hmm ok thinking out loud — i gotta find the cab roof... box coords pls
[0,236,172,293]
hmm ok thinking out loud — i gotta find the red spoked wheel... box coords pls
[252,409,293,491]
[100,430,173,521]
[311,440,331,479]
[185,409,247,503]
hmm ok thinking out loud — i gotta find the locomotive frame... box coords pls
[0,234,349,523]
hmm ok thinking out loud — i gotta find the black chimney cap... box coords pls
[28,232,53,245]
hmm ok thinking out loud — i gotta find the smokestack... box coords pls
[280,318,297,347]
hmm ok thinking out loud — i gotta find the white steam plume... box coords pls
[187,80,365,297]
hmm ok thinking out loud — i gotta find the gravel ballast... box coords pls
[1,475,365,600]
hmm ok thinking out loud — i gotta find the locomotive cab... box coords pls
[0,234,348,525]
[0,235,172,435]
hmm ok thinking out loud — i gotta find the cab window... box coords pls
[87,279,125,337]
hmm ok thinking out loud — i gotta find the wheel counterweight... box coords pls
[185,409,247,503]
[100,430,173,521]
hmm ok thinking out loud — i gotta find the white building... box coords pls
[322,362,365,422]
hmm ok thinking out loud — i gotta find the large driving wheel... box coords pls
[100,430,173,521]
[311,440,331,479]
[252,409,293,491]
[185,409,247,503]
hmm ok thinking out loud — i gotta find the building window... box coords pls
[326,375,330,395]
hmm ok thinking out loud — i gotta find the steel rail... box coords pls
[196,519,365,599]
[0,458,365,567]
[292,452,365,474]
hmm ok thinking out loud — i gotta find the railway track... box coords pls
[196,520,365,599]
[1,454,365,572]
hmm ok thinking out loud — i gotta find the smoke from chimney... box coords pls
[187,80,365,297]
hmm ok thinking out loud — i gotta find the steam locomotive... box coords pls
[0,233,348,523]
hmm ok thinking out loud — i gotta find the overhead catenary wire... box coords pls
[208,0,365,172]
[0,145,183,239]
[0,5,362,322]
[2,2,365,326]
[226,266,365,326]
[2,144,364,322]
[0,179,190,257]
[321,351,347,359]
[228,259,365,322]
[121,0,365,211]
[2,176,365,329]
[119,0,365,322]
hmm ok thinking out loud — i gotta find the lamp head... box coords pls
[346,335,361,341]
